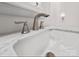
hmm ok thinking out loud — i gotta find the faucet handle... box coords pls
[39,21,44,29]
[14,21,30,34]
[21,22,30,34]
[14,21,27,24]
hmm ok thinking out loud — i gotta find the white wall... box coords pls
[49,2,79,27]
[44,2,62,26]
[60,2,79,27]
[41,2,51,13]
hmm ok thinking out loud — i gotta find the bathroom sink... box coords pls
[0,28,51,56]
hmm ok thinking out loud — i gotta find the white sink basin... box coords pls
[0,29,51,56]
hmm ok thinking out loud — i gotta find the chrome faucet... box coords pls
[32,13,49,30]
[14,21,30,34]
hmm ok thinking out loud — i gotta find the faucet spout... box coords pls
[32,13,49,30]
